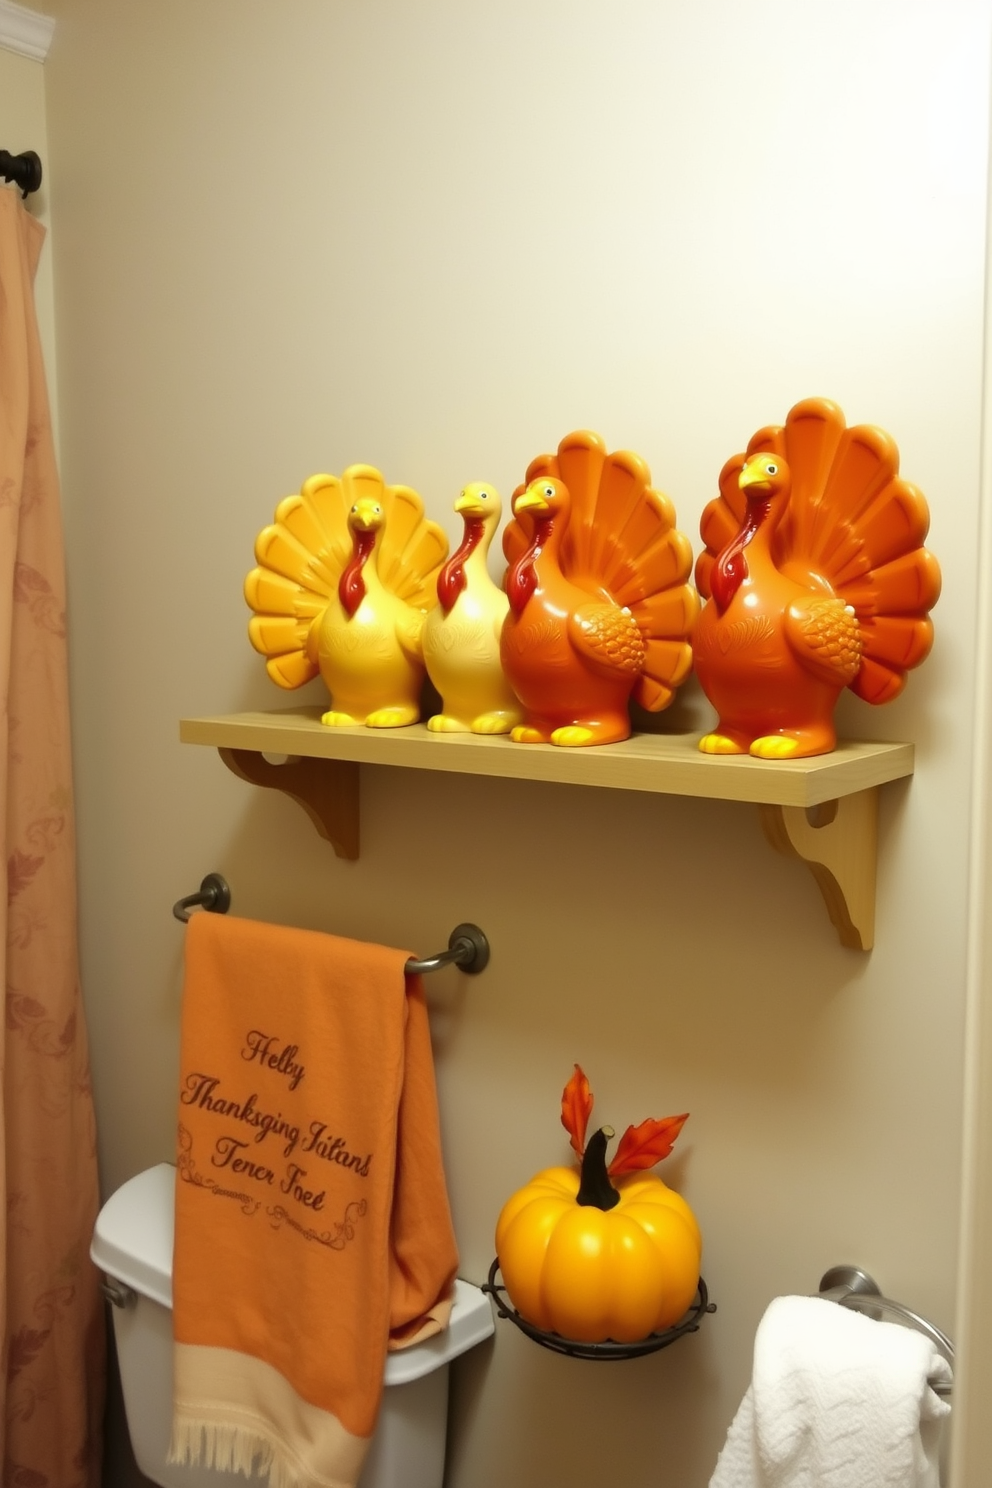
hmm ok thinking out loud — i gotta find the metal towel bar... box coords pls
[172,873,490,975]
[818,1265,953,1397]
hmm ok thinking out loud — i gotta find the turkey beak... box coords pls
[350,497,382,531]
[455,487,489,517]
[514,486,550,515]
[739,461,771,495]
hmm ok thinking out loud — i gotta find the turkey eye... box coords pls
[544,485,554,496]
[766,463,778,475]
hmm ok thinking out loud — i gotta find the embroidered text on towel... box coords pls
[242,1029,306,1089]
[179,1019,374,1216]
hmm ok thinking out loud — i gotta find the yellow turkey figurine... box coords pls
[693,397,942,759]
[422,483,523,735]
[500,431,698,745]
[245,464,448,727]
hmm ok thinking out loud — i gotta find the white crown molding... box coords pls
[0,0,54,61]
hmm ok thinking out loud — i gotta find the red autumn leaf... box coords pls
[607,1112,689,1176]
[560,1064,594,1156]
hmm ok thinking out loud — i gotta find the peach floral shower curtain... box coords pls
[0,189,103,1484]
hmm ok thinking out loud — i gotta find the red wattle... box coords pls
[506,516,553,616]
[710,502,767,614]
[711,543,748,613]
[437,517,484,614]
[339,529,376,618]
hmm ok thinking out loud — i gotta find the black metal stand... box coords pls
[482,1258,715,1360]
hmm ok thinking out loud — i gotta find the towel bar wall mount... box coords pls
[172,873,491,975]
[818,1264,953,1396]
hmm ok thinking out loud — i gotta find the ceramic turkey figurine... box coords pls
[245,464,448,726]
[421,483,523,734]
[499,430,698,746]
[692,397,941,759]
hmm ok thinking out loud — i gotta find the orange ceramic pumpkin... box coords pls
[495,1068,701,1343]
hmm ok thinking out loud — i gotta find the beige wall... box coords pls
[36,2,991,1484]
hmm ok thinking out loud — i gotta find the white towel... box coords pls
[709,1295,952,1488]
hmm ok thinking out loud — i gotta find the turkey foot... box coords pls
[750,735,799,759]
[552,725,595,746]
[511,717,629,746]
[427,714,466,733]
[472,711,518,735]
[365,704,419,728]
[321,709,361,727]
[750,726,835,760]
[551,724,625,747]
[699,726,836,758]
[552,716,631,746]
[426,710,518,734]
[698,732,748,755]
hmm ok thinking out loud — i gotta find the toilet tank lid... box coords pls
[90,1161,176,1310]
[90,1163,495,1381]
[384,1277,494,1384]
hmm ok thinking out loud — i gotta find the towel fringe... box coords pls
[170,1412,357,1488]
[169,1419,277,1483]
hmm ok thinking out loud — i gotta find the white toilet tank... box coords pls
[91,1164,494,1488]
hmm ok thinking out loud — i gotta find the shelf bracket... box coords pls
[192,721,895,948]
[758,788,878,951]
[217,748,360,860]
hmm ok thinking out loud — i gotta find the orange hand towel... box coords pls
[169,912,458,1488]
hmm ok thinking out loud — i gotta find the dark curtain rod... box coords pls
[1,150,42,198]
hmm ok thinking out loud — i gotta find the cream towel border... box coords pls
[170,1342,369,1488]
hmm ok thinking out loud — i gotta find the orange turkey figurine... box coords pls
[500,430,698,746]
[693,397,941,759]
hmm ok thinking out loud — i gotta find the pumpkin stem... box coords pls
[576,1126,620,1210]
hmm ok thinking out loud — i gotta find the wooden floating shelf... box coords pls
[180,707,916,952]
